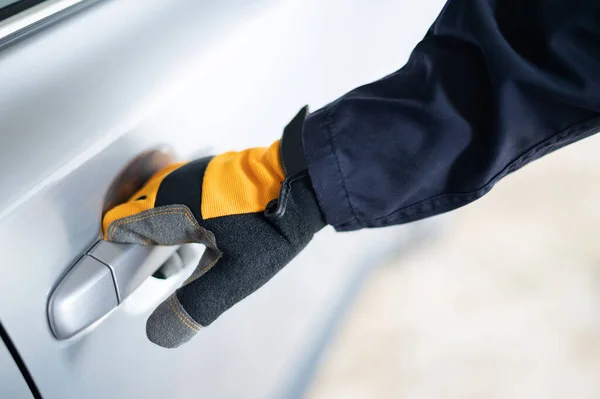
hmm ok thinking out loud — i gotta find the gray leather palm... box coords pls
[106,204,222,348]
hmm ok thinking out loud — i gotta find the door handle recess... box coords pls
[48,241,189,340]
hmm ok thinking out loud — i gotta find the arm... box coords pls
[303,0,600,231]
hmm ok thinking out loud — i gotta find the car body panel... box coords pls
[0,337,33,399]
[0,0,444,397]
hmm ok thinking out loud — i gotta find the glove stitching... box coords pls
[169,295,200,332]
[107,206,200,239]
[108,207,202,240]
[108,206,208,242]
[107,209,178,240]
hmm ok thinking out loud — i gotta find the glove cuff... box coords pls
[279,106,310,178]
[267,106,326,229]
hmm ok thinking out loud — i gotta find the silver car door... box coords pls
[0,324,36,399]
[0,1,442,398]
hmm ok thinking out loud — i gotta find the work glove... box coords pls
[102,107,326,348]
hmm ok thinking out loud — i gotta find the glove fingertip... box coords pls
[146,294,201,348]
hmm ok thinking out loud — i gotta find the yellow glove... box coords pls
[102,108,326,348]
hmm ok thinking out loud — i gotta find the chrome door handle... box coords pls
[48,241,193,340]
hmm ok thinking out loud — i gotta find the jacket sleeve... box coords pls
[302,0,600,231]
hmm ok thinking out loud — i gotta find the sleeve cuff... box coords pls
[302,104,362,232]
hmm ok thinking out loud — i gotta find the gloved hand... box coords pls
[102,107,326,348]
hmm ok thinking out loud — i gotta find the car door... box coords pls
[0,0,442,398]
[0,324,37,399]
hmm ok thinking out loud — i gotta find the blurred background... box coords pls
[306,132,600,398]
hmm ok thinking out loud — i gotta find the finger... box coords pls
[145,243,222,348]
[102,162,187,239]
[146,213,296,348]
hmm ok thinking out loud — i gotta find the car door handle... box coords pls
[48,241,193,340]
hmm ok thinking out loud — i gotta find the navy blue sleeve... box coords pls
[303,0,600,231]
